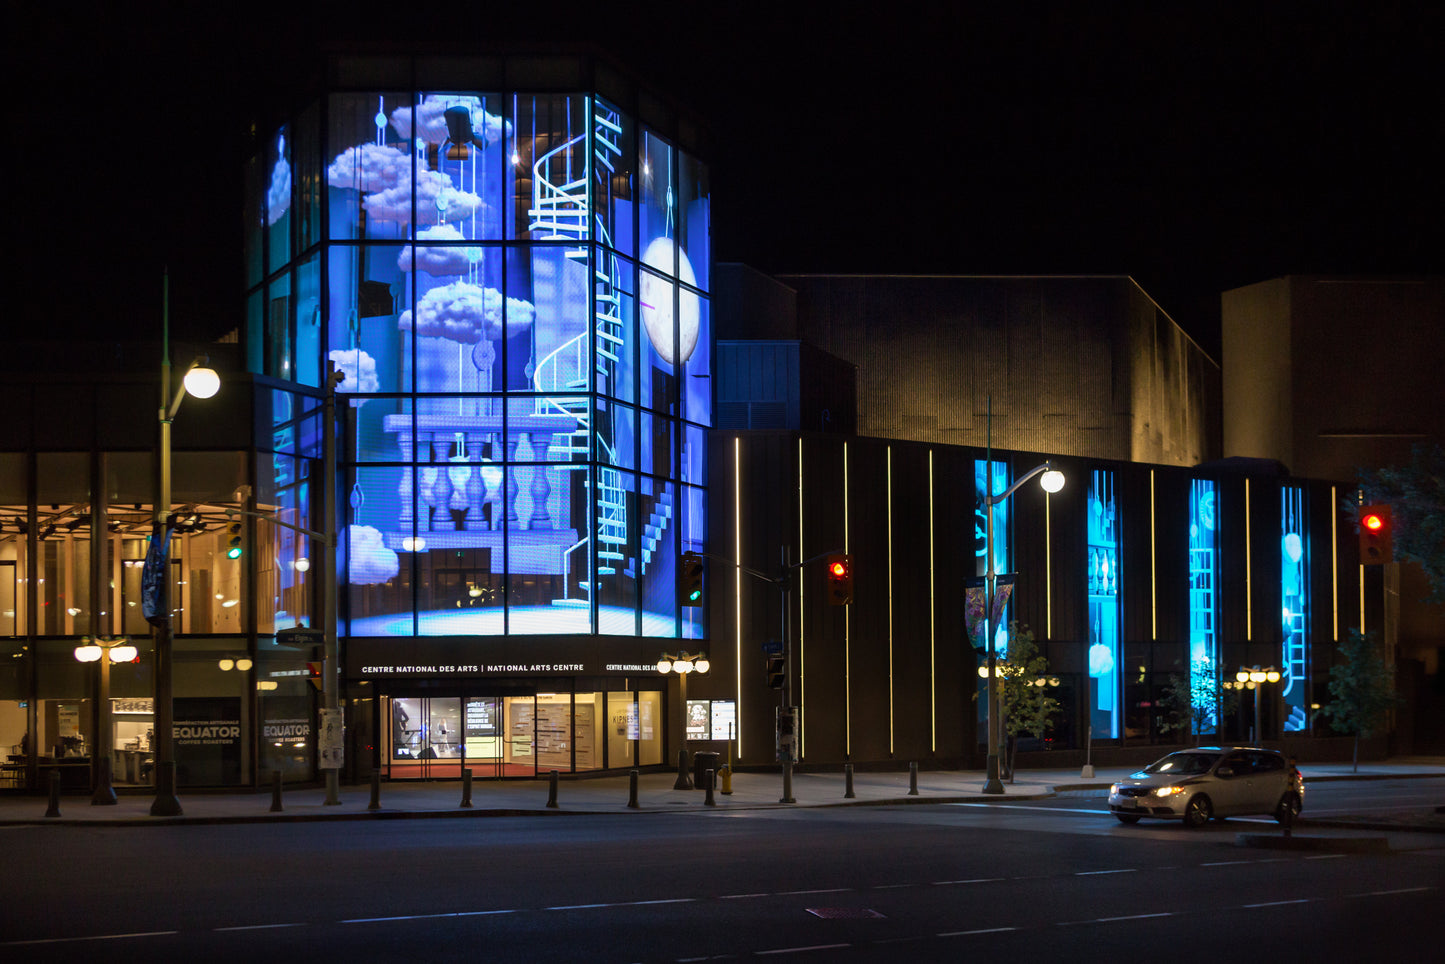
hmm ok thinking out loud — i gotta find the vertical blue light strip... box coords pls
[1087,469,1121,739]
[1281,486,1309,732]
[1188,478,1219,734]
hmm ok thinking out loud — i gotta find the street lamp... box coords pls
[1228,665,1280,743]
[981,460,1064,794]
[659,652,709,790]
[74,635,137,804]
[149,270,220,817]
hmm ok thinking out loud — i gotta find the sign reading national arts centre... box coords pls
[346,636,678,679]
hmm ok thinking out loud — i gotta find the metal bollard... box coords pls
[546,769,559,809]
[704,769,716,806]
[627,769,640,809]
[368,770,381,811]
[44,770,61,818]
[908,761,919,795]
[270,770,284,812]
[461,769,473,808]
[674,748,692,790]
[844,763,856,799]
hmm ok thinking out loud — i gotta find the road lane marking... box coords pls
[1075,869,1136,875]
[720,893,770,899]
[342,910,515,922]
[938,927,1017,936]
[1305,854,1348,860]
[952,803,1108,815]
[777,888,850,896]
[933,878,1002,885]
[1092,913,1173,923]
[757,943,851,955]
[2,930,178,945]
[1358,887,1432,897]
[1244,899,1312,908]
[214,923,304,931]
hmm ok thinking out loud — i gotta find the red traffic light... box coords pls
[1358,504,1393,565]
[829,559,849,578]
[825,552,853,605]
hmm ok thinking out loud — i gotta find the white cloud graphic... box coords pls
[347,524,399,585]
[397,281,535,344]
[266,135,292,226]
[362,169,480,225]
[390,95,509,146]
[329,348,379,394]
[397,224,482,277]
[326,142,409,193]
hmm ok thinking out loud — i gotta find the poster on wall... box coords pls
[685,700,709,741]
[319,708,344,769]
[174,697,242,787]
[709,700,736,741]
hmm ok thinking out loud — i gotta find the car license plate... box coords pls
[1120,798,1137,808]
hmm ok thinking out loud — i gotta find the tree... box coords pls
[1157,656,1238,744]
[1316,629,1401,772]
[1350,442,1445,603]
[996,623,1061,781]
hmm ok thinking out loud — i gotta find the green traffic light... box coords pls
[227,546,243,559]
[688,588,702,601]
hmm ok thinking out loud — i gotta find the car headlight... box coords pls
[1153,786,1187,798]
[1109,784,1121,795]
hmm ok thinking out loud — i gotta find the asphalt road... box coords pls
[2,780,1440,963]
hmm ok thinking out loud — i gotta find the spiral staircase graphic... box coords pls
[529,98,674,606]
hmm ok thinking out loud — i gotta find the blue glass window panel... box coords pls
[265,124,292,275]
[639,130,675,263]
[596,470,639,636]
[326,91,412,242]
[350,397,408,463]
[406,249,506,399]
[599,399,637,471]
[295,254,322,388]
[508,94,586,242]
[246,290,264,375]
[267,274,292,381]
[592,98,635,259]
[417,540,504,637]
[509,396,588,465]
[294,101,322,251]
[508,461,593,636]
[683,293,711,427]
[679,483,707,640]
[346,465,410,636]
[678,150,710,293]
[525,244,590,395]
[1189,478,1220,732]
[638,263,681,416]
[1281,486,1309,732]
[418,91,506,241]
[601,255,637,404]
[681,423,706,488]
[327,244,404,393]
[639,409,670,480]
[1087,469,1122,740]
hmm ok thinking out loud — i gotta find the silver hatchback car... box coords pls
[1108,746,1304,827]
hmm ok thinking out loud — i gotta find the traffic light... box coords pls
[226,521,244,559]
[825,552,853,605]
[679,551,704,607]
[766,653,785,689]
[1358,504,1393,565]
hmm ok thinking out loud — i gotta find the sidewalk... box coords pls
[2,759,1442,832]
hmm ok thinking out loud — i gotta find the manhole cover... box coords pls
[806,908,885,919]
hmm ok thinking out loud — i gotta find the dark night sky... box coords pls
[13,1,1443,359]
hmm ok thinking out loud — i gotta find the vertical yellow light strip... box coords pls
[1245,479,1253,641]
[1359,567,1366,634]
[1331,485,1339,640]
[797,437,805,759]
[1150,470,1157,640]
[733,437,743,756]
[928,450,936,751]
[887,446,895,753]
[843,441,851,758]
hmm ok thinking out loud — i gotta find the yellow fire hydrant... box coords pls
[718,763,732,795]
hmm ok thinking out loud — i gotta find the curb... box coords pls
[1236,831,1391,853]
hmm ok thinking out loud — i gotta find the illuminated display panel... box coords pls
[261,83,709,641]
[1189,478,1219,734]
[1281,486,1309,731]
[973,459,1011,653]
[1088,470,1121,739]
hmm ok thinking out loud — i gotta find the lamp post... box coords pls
[74,635,137,804]
[150,270,221,817]
[981,460,1064,794]
[658,652,709,789]
[1229,666,1280,743]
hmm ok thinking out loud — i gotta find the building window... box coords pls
[1189,478,1219,734]
[1281,486,1309,732]
[1087,469,1121,739]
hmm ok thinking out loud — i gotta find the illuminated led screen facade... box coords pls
[1188,478,1219,734]
[1087,469,1121,739]
[1280,485,1309,731]
[247,80,711,644]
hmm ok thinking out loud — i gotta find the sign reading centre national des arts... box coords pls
[346,637,670,679]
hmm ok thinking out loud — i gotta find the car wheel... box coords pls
[1274,792,1302,824]
[1115,813,1142,825]
[1183,794,1212,828]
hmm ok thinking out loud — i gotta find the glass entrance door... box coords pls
[386,696,464,779]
